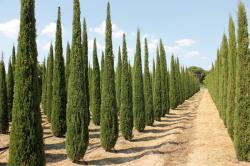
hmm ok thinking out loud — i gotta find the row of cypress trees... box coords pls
[0,0,200,165]
[206,2,250,161]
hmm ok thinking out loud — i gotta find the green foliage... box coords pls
[41,59,46,112]
[7,59,14,121]
[188,66,207,84]
[226,16,236,139]
[120,34,133,140]
[51,7,66,137]
[234,2,250,161]
[82,18,90,126]
[100,2,118,151]
[65,42,71,92]
[144,38,154,126]
[154,47,162,121]
[170,55,177,108]
[91,38,101,125]
[9,0,45,165]
[116,46,122,112]
[0,59,8,134]
[46,44,54,120]
[66,0,89,162]
[133,30,145,132]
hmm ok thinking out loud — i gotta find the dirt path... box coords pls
[0,89,249,166]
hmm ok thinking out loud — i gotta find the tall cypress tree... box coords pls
[11,46,16,74]
[154,47,162,121]
[170,55,177,108]
[144,38,154,126]
[91,38,101,125]
[51,7,66,137]
[220,34,228,123]
[234,2,250,161]
[65,42,71,91]
[7,58,14,121]
[120,34,133,140]
[0,57,8,134]
[159,39,169,116]
[100,2,118,151]
[66,0,89,162]
[116,46,122,113]
[82,18,90,125]
[9,0,45,165]
[226,16,236,139]
[41,58,46,112]
[101,51,104,91]
[46,44,54,121]
[133,29,145,132]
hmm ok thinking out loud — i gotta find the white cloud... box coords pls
[175,38,196,47]
[186,51,200,58]
[41,22,56,36]
[0,19,20,38]
[42,42,51,51]
[148,38,158,51]
[94,20,124,38]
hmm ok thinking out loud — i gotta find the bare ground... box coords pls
[0,89,249,166]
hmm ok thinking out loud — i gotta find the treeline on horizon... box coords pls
[206,2,250,162]
[0,0,200,165]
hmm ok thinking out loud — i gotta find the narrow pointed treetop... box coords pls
[11,45,16,73]
[7,58,14,121]
[9,0,45,165]
[66,0,89,162]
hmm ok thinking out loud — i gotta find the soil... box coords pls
[0,89,249,166]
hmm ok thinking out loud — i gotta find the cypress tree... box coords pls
[226,16,237,139]
[7,59,14,121]
[100,2,118,151]
[116,46,122,112]
[51,7,66,137]
[133,29,145,132]
[0,57,8,134]
[91,38,101,125]
[234,2,250,161]
[11,46,16,74]
[65,42,71,91]
[159,39,169,116]
[170,55,177,108]
[144,38,154,126]
[66,0,89,162]
[120,34,133,140]
[82,18,90,125]
[220,34,228,122]
[9,0,45,165]
[154,47,162,121]
[46,44,54,121]
[101,51,104,90]
[41,58,46,111]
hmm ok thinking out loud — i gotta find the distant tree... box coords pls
[46,44,54,121]
[9,0,45,165]
[154,47,162,121]
[66,0,89,162]
[0,58,8,134]
[100,2,118,151]
[65,42,71,91]
[91,38,101,125]
[51,7,66,137]
[116,46,122,113]
[170,55,177,108]
[7,59,14,121]
[41,58,47,112]
[144,38,154,126]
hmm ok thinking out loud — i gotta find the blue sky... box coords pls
[0,0,249,70]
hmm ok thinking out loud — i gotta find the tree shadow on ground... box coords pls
[132,132,182,142]
[45,141,65,151]
[46,153,67,163]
